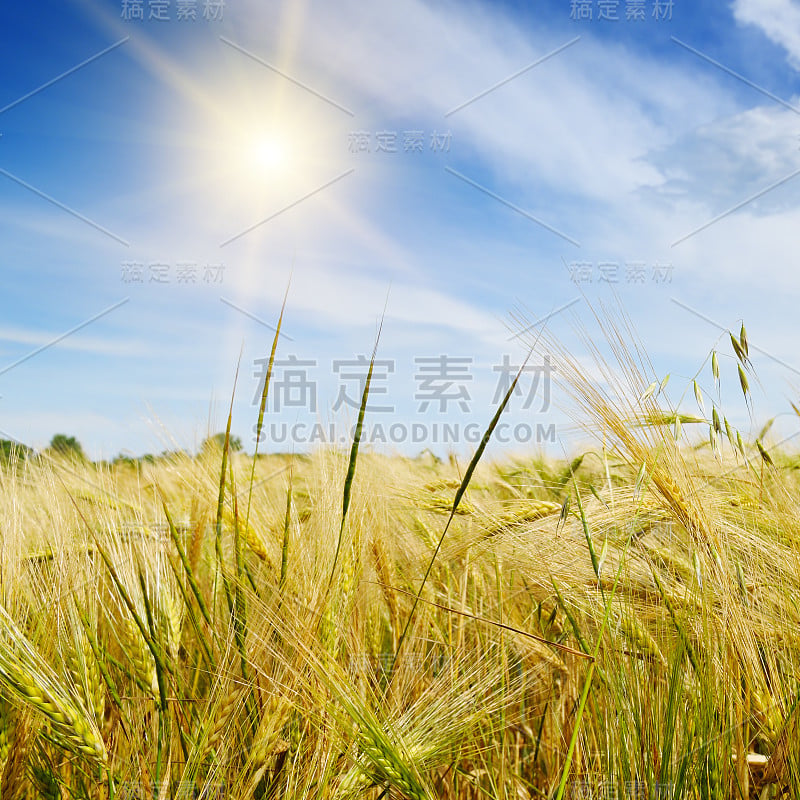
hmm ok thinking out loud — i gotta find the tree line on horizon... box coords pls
[0,432,244,466]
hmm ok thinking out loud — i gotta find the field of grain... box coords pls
[0,319,798,799]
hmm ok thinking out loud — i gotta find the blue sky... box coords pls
[1,0,799,459]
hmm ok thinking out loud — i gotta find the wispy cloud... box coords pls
[732,0,800,70]
[0,324,149,358]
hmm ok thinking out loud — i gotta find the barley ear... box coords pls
[64,623,105,731]
[119,617,159,700]
[0,634,107,763]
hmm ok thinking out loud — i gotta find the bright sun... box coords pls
[169,78,349,217]
[251,136,287,172]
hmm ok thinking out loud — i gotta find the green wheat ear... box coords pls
[0,608,107,765]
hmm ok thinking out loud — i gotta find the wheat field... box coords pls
[0,315,798,799]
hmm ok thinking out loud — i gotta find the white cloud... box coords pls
[228,0,735,201]
[640,103,800,226]
[223,254,504,340]
[123,0,746,343]
[732,0,800,70]
[0,325,149,359]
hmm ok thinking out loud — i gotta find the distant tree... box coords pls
[158,449,186,460]
[201,433,243,454]
[49,434,86,461]
[112,452,158,469]
[0,439,32,465]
